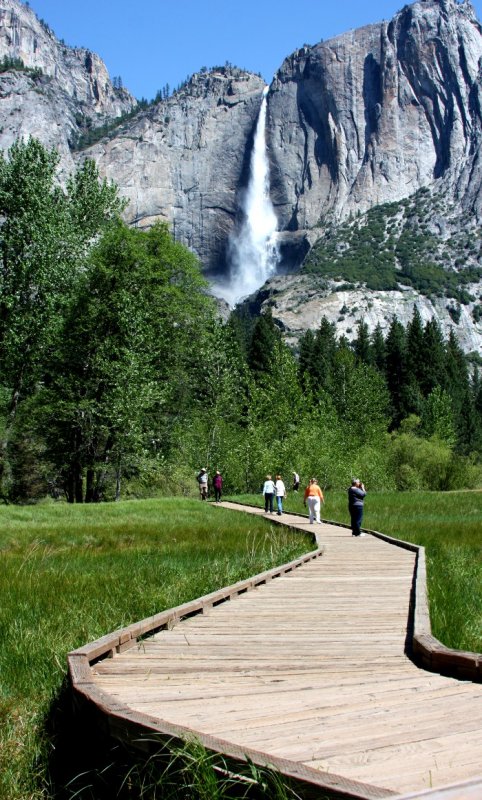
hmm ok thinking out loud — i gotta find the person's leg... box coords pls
[269,493,274,513]
[357,506,364,535]
[350,508,357,534]
[351,506,363,535]
[277,495,283,514]
[313,497,321,523]
[264,494,269,512]
[307,496,315,523]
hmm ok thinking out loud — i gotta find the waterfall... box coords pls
[212,87,279,307]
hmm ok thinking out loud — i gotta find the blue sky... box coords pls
[25,0,482,101]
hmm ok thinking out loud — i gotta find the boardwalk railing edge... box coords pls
[69,544,323,662]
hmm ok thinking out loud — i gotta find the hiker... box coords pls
[262,474,276,513]
[303,478,324,524]
[213,470,223,502]
[275,474,286,515]
[292,471,300,492]
[348,478,366,536]
[197,468,208,500]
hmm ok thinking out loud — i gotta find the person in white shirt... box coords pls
[275,474,286,515]
[196,468,208,500]
[262,474,276,513]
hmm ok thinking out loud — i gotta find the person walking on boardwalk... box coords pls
[348,478,366,536]
[213,470,223,502]
[303,478,324,524]
[292,471,300,492]
[197,468,208,500]
[275,474,286,515]
[262,474,276,513]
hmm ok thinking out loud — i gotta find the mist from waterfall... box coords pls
[212,87,279,307]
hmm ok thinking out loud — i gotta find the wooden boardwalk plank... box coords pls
[89,503,482,796]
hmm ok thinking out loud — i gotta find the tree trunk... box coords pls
[85,468,94,503]
[115,464,121,501]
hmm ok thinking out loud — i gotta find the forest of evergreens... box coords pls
[0,138,481,504]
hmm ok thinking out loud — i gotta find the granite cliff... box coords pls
[0,0,480,351]
[267,0,482,261]
[81,68,266,276]
[0,0,135,173]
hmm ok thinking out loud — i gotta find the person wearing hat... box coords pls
[348,478,366,536]
[197,468,208,500]
[212,470,223,502]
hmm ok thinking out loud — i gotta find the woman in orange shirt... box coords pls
[303,478,324,524]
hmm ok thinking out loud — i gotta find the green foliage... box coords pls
[387,427,480,491]
[302,188,482,301]
[0,55,42,79]
[71,104,144,150]
[0,140,123,407]
[421,386,456,447]
[36,220,216,502]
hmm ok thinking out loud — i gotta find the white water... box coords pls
[212,87,279,307]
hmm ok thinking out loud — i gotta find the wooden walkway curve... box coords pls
[69,503,482,799]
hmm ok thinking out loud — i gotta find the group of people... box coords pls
[262,471,366,535]
[196,468,223,502]
[261,474,287,515]
[197,466,367,537]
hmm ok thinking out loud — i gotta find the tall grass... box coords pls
[0,498,312,800]
[120,737,302,800]
[227,490,482,653]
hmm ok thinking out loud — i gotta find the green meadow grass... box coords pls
[227,490,482,653]
[0,498,312,800]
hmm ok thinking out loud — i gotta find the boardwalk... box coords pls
[80,504,482,798]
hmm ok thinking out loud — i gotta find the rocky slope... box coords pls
[0,0,480,351]
[251,272,481,354]
[0,0,135,173]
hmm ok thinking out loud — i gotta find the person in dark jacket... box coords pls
[348,478,366,537]
[213,470,223,502]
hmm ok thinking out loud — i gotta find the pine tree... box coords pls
[298,329,316,386]
[370,323,386,373]
[403,307,425,416]
[471,367,482,452]
[247,308,280,379]
[419,318,447,396]
[353,320,371,364]
[385,318,409,427]
[406,307,425,385]
[445,329,473,451]
[311,316,338,391]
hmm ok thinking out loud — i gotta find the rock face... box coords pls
[82,69,266,275]
[267,0,482,265]
[0,0,480,351]
[0,0,135,172]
